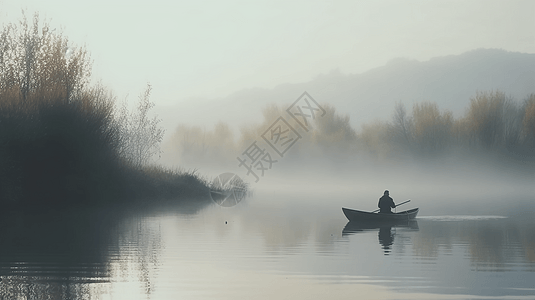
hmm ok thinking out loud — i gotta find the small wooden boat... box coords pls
[342,207,419,222]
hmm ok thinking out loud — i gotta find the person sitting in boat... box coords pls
[378,190,396,213]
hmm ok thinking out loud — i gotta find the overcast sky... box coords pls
[1,0,534,106]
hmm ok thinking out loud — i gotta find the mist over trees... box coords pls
[162,121,237,169]
[154,49,535,134]
[3,13,531,207]
[372,91,535,167]
[163,91,535,173]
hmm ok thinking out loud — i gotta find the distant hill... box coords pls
[156,49,535,136]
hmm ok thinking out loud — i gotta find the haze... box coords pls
[1,0,533,105]
[1,0,534,208]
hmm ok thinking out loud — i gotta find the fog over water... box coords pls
[3,188,535,299]
[158,90,535,219]
[225,159,534,217]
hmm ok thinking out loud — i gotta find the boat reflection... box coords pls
[342,220,419,255]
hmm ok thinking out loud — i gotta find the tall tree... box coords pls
[463,91,522,151]
[390,102,413,150]
[0,12,91,103]
[411,101,453,154]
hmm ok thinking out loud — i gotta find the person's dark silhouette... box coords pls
[378,190,396,213]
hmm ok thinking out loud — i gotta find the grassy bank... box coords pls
[0,93,211,209]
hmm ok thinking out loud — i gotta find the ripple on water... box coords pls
[417,215,508,221]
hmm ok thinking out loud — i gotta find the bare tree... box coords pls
[118,84,165,167]
[521,94,535,149]
[390,102,412,149]
[502,99,522,150]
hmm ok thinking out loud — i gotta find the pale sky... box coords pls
[1,0,534,106]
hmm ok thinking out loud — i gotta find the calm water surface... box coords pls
[1,191,535,300]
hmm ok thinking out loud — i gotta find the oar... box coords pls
[372,199,411,213]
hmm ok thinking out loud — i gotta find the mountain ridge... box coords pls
[156,48,535,135]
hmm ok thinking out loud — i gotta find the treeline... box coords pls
[163,91,535,170]
[0,14,209,208]
[365,91,535,159]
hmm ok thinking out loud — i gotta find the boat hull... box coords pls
[342,207,419,222]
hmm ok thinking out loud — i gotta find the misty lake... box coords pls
[1,184,535,300]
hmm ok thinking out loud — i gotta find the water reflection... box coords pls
[2,197,535,299]
[413,217,535,272]
[342,221,419,255]
[0,197,212,299]
[378,227,394,254]
[0,207,114,298]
